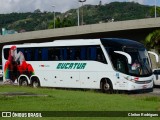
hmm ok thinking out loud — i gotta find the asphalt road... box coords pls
[146,88,160,96]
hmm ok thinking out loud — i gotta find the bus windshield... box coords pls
[106,47,152,77]
[124,48,152,76]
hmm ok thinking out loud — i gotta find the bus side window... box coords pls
[96,47,107,64]
[88,47,96,60]
[60,48,67,60]
[59,49,63,60]
[34,48,38,61]
[13,47,38,61]
[66,47,73,60]
[48,48,54,60]
[42,48,48,61]
[75,47,80,60]
[70,48,75,60]
[35,48,42,61]
[54,48,60,60]
[80,47,87,60]
[3,48,10,60]
[63,48,67,60]
[24,48,32,61]
[48,47,60,61]
[17,48,24,55]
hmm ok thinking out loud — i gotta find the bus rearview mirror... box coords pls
[114,51,132,64]
[148,51,159,63]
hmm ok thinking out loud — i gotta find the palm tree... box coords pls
[144,30,160,54]
[144,30,160,68]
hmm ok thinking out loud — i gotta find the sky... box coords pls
[0,0,160,14]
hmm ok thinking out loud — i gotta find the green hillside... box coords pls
[0,2,159,33]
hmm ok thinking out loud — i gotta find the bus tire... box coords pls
[101,79,113,93]
[19,77,28,86]
[32,78,40,88]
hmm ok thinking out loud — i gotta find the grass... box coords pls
[0,85,160,120]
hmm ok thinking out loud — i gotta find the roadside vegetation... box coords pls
[144,30,160,54]
[143,29,160,68]
[0,86,160,120]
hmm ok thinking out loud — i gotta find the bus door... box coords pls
[113,51,131,89]
[115,58,128,89]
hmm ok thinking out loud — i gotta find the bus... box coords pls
[2,38,159,92]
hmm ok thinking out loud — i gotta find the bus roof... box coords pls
[3,38,144,49]
[3,39,101,48]
[101,38,144,48]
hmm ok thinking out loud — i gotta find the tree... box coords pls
[55,17,61,28]
[34,9,41,13]
[62,17,73,27]
[149,7,160,17]
[48,20,54,29]
[144,30,160,54]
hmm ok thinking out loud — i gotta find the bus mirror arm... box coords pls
[148,51,159,63]
[114,51,132,64]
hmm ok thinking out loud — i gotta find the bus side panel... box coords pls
[59,71,80,88]
[79,61,114,89]
[37,70,80,88]
[80,71,111,89]
[80,71,99,89]
[35,63,81,88]
[36,70,55,87]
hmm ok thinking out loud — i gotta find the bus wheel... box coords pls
[32,79,40,88]
[19,77,28,86]
[101,80,113,93]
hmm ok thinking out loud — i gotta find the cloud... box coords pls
[0,0,158,14]
[0,0,79,13]
[128,0,145,4]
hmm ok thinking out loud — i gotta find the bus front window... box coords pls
[125,48,152,77]
[106,47,152,76]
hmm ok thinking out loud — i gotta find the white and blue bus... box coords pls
[2,38,159,92]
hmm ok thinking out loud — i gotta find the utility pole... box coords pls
[79,0,86,25]
[155,0,157,18]
[52,5,56,29]
[77,2,80,26]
